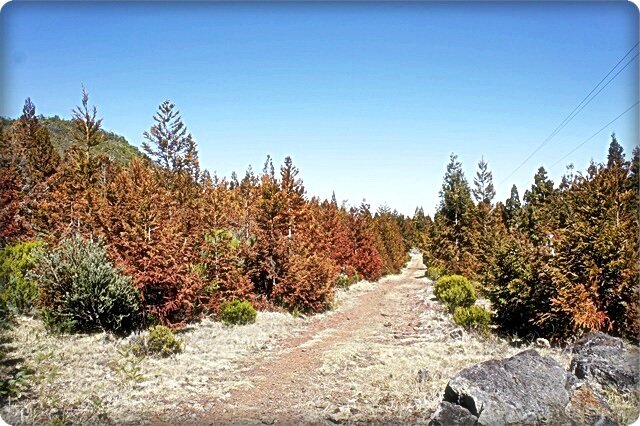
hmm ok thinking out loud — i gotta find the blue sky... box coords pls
[2,1,638,216]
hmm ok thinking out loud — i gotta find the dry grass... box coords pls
[0,312,307,424]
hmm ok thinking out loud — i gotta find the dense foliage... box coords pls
[0,241,43,317]
[452,305,491,335]
[131,325,183,357]
[0,91,410,331]
[34,236,142,334]
[418,137,639,341]
[219,300,257,326]
[433,275,476,312]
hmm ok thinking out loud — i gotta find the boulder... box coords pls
[430,349,617,425]
[570,332,639,392]
[430,401,477,426]
[565,384,617,426]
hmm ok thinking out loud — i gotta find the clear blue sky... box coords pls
[2,1,638,216]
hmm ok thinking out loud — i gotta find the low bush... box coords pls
[219,300,257,325]
[453,305,491,335]
[425,265,445,281]
[34,235,141,334]
[434,275,476,311]
[0,241,44,316]
[131,325,182,357]
[335,273,350,289]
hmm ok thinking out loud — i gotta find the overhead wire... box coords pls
[500,42,639,184]
[550,100,639,169]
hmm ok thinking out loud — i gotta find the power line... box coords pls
[500,42,639,184]
[542,51,638,148]
[550,100,639,169]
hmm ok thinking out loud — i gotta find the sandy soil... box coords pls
[0,252,582,425]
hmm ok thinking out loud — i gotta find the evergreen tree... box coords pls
[472,157,496,205]
[71,86,104,160]
[0,166,26,247]
[630,146,639,183]
[606,133,625,169]
[142,100,200,182]
[430,154,479,276]
[504,184,522,230]
[523,166,554,206]
[523,166,555,243]
[12,98,59,185]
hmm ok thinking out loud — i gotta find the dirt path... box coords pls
[203,251,431,424]
[197,251,572,425]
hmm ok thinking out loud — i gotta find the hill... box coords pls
[0,115,142,164]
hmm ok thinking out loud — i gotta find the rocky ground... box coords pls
[1,252,637,424]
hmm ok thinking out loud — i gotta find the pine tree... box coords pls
[523,166,555,243]
[0,165,27,247]
[12,98,59,186]
[100,159,206,327]
[472,157,496,205]
[606,133,625,169]
[372,207,407,274]
[430,154,479,276]
[541,140,638,337]
[504,184,522,230]
[348,204,383,281]
[412,207,431,253]
[523,166,554,206]
[142,100,200,183]
[71,86,104,161]
[279,156,306,238]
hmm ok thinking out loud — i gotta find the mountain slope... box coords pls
[0,115,143,164]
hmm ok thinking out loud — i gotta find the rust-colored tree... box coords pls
[100,159,206,327]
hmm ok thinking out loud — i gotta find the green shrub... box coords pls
[131,325,182,357]
[0,367,33,400]
[434,275,476,311]
[453,305,491,335]
[335,274,350,289]
[219,300,256,325]
[426,265,445,281]
[34,235,141,334]
[0,241,44,316]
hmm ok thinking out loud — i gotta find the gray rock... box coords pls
[429,401,477,425]
[565,384,617,426]
[536,337,551,348]
[450,328,464,339]
[417,368,430,383]
[327,407,350,424]
[570,332,639,392]
[433,349,617,425]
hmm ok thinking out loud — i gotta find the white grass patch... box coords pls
[1,311,306,424]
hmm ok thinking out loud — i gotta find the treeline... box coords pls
[416,141,639,341]
[0,90,410,331]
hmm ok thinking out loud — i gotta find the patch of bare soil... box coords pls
[0,252,576,425]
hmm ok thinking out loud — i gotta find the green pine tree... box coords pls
[472,157,496,205]
[142,100,200,182]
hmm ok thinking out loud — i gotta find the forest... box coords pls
[418,141,639,341]
[0,87,638,341]
[0,89,411,332]
[0,87,638,425]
